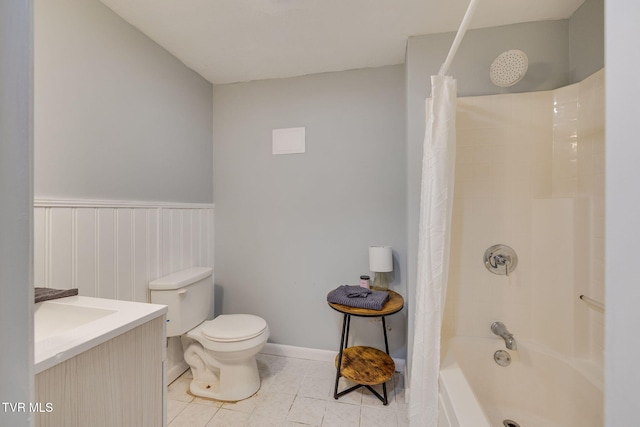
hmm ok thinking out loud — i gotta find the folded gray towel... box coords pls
[345,285,372,298]
[35,287,78,303]
[327,285,389,310]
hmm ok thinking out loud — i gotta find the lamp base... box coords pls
[371,272,389,291]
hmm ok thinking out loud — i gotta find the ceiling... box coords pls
[99,0,585,85]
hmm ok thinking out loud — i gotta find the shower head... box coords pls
[490,49,528,87]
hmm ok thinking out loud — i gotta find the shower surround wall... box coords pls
[405,0,605,375]
[443,69,605,373]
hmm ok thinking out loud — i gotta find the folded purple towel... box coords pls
[327,285,389,310]
[34,287,78,303]
[345,285,372,298]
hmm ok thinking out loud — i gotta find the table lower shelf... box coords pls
[335,346,395,386]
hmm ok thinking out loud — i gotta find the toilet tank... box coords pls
[149,267,213,337]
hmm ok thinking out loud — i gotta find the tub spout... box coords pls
[504,334,517,350]
[491,321,517,350]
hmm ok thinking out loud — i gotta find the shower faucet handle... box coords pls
[490,253,509,276]
[496,254,509,276]
[484,244,518,276]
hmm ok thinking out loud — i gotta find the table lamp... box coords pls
[369,245,393,291]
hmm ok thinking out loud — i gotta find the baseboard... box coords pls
[261,343,336,362]
[167,360,189,384]
[260,342,406,374]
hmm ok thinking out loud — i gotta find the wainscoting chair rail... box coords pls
[34,198,214,209]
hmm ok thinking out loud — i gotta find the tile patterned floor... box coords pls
[167,353,408,427]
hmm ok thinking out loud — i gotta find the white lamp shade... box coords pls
[369,246,393,272]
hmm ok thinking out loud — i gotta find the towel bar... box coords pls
[579,294,605,312]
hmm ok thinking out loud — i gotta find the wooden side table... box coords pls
[327,289,404,405]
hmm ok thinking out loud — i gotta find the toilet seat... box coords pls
[202,314,267,342]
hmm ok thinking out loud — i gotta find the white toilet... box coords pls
[149,267,269,401]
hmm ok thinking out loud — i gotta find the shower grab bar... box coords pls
[579,294,605,312]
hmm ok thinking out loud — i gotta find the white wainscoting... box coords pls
[34,199,214,304]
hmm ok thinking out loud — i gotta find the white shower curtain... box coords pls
[408,74,457,427]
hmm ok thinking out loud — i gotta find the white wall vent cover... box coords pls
[272,127,305,155]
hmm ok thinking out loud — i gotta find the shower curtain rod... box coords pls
[438,0,480,76]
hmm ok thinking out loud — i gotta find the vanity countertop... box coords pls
[34,295,166,373]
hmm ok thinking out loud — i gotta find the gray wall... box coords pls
[0,1,33,425]
[605,1,640,424]
[34,0,213,203]
[405,1,604,374]
[212,66,407,355]
[570,0,605,83]
[407,21,571,99]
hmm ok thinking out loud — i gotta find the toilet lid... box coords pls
[202,314,267,342]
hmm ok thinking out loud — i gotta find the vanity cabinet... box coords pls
[35,316,165,427]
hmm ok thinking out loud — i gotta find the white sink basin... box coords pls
[34,295,166,373]
[34,302,116,343]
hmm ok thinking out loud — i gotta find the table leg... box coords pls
[333,314,392,405]
[381,316,390,404]
[382,382,388,405]
[333,313,349,399]
[381,316,390,354]
[345,314,352,347]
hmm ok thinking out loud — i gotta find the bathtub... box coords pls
[439,336,603,427]
[34,295,167,373]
